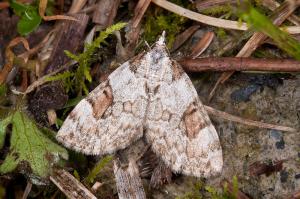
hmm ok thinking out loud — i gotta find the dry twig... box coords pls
[92,0,121,29]
[50,169,97,199]
[179,57,300,72]
[22,181,32,199]
[39,0,78,21]
[204,105,296,132]
[132,0,152,28]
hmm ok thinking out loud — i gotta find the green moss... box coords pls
[176,181,204,199]
[177,176,240,199]
[216,28,228,40]
[201,5,233,18]
[143,0,190,48]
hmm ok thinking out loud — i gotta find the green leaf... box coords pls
[0,111,68,182]
[17,9,42,36]
[10,0,42,35]
[85,156,113,184]
[10,0,28,16]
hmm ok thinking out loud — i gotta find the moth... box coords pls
[57,34,223,177]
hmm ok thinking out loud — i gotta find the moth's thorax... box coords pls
[137,45,173,84]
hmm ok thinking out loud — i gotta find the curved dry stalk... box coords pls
[39,0,78,21]
[152,0,248,30]
[151,0,300,34]
[0,37,30,84]
[204,105,297,132]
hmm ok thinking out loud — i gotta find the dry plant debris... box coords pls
[0,0,299,198]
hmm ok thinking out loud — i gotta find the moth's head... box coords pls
[146,31,170,65]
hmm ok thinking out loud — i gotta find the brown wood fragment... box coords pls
[171,25,200,52]
[114,159,146,199]
[125,23,141,59]
[132,0,152,28]
[50,168,97,199]
[249,160,284,176]
[19,69,28,92]
[179,57,300,72]
[44,13,89,74]
[222,180,250,199]
[92,0,121,29]
[190,31,214,58]
[68,0,88,14]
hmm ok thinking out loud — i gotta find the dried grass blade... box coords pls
[204,105,297,132]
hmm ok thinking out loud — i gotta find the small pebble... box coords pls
[275,138,285,150]
[231,85,260,102]
[270,130,283,140]
[295,174,300,179]
[280,171,289,183]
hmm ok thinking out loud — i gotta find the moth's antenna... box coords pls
[145,41,151,50]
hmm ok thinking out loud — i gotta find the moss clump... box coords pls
[143,0,190,48]
[201,5,233,18]
[177,176,240,199]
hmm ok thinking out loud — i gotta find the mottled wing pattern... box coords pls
[56,62,148,155]
[145,62,223,177]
